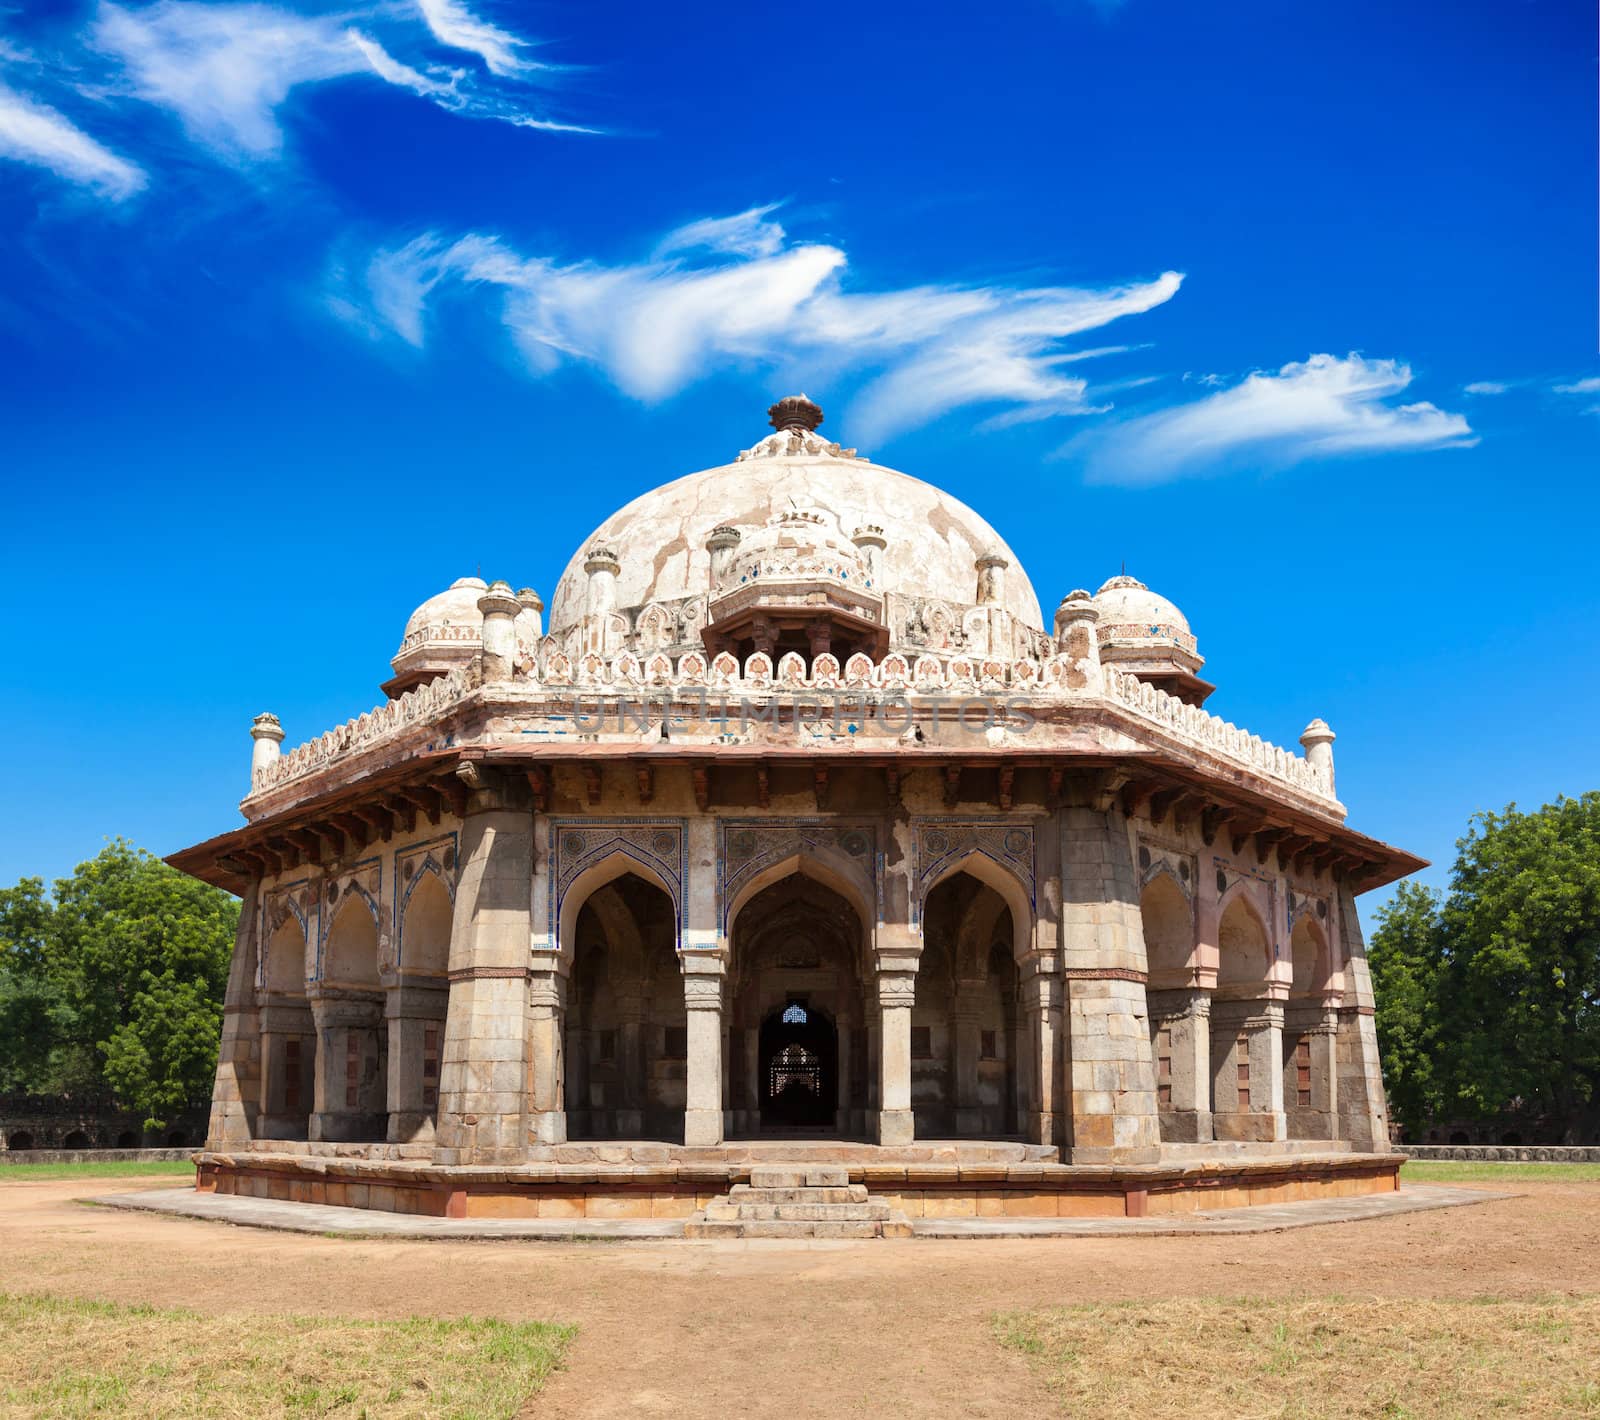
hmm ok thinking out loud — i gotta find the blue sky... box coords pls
[1,0,1596,914]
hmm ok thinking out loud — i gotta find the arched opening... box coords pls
[1141,875,1194,987]
[565,871,684,1141]
[919,869,1023,1138]
[166,1129,187,1147]
[727,868,869,1138]
[1450,1131,1470,1145]
[115,1131,139,1148]
[760,1002,838,1128]
[1211,894,1276,1140]
[6,1132,34,1151]
[260,913,315,1142]
[62,1130,91,1150]
[312,896,388,1144]
[1141,874,1201,1142]
[1216,895,1271,993]
[1500,1131,1522,1146]
[391,872,452,1142]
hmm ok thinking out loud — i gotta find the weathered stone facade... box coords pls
[172,397,1420,1218]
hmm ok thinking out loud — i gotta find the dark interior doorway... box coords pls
[759,1002,837,1129]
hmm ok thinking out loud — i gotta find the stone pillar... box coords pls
[1333,885,1392,1150]
[257,1003,316,1139]
[1146,989,1211,1143]
[308,992,387,1142]
[1283,1003,1339,1140]
[526,958,568,1145]
[249,715,284,788]
[478,581,521,684]
[1059,799,1162,1163]
[1210,999,1287,1142]
[207,883,261,1147]
[1019,954,1062,1146]
[582,546,622,656]
[741,1024,761,1131]
[975,552,1008,605]
[875,970,916,1145]
[951,982,985,1136]
[850,525,886,583]
[384,978,448,1143]
[435,797,532,1164]
[836,1021,853,1132]
[682,954,726,1146]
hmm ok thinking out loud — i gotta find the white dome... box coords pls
[387,577,488,693]
[548,404,1042,635]
[1093,573,1193,643]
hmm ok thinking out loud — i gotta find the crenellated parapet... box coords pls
[244,646,1337,810]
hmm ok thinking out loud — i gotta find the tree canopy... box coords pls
[0,841,238,1128]
[1370,792,1600,1142]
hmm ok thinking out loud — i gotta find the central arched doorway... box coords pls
[759,1002,838,1129]
[726,864,872,1138]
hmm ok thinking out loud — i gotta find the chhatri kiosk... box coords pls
[172,396,1420,1233]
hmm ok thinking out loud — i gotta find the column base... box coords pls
[1158,1108,1213,1143]
[310,1111,387,1144]
[876,1109,915,1146]
[684,1108,723,1147]
[385,1111,437,1145]
[528,1110,568,1146]
[1213,1111,1288,1143]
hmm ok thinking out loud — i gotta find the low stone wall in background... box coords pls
[0,1147,195,1166]
[1399,1144,1600,1163]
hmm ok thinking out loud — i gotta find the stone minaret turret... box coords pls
[1300,719,1337,793]
[478,581,521,683]
[706,526,742,588]
[1054,590,1103,694]
[250,712,285,784]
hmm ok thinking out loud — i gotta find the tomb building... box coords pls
[171,395,1421,1225]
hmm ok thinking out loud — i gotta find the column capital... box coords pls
[683,974,725,1010]
[876,970,917,1009]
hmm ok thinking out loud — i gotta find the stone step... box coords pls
[748,1166,849,1189]
[727,1184,867,1205]
[705,1201,893,1223]
[685,1218,896,1240]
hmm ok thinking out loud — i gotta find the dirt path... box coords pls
[1,1176,1596,1418]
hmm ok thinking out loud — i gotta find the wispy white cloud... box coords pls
[335,209,1183,440]
[1069,353,1475,485]
[0,78,145,199]
[1463,380,1508,395]
[414,0,544,78]
[89,0,590,164]
[1552,376,1600,396]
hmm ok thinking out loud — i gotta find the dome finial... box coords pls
[768,393,823,432]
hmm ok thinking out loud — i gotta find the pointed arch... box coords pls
[1140,870,1195,987]
[1216,891,1271,990]
[724,849,873,945]
[559,848,679,964]
[321,895,381,989]
[263,914,308,995]
[399,870,452,977]
[920,849,1032,960]
[1289,914,1330,998]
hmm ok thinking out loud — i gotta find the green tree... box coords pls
[1439,794,1600,1141]
[0,842,238,1126]
[1368,879,1446,1137]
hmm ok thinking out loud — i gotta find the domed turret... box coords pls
[384,576,488,697]
[1092,573,1213,705]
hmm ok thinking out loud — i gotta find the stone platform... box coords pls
[685,1165,913,1239]
[194,1139,1405,1223]
[97,1182,1502,1241]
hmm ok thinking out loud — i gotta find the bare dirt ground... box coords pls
[1,1176,1596,1418]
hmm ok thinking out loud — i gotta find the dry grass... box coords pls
[0,1293,574,1419]
[994,1295,1600,1418]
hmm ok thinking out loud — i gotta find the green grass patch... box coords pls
[0,1292,574,1419]
[1401,1159,1600,1183]
[996,1294,1600,1418]
[0,1159,197,1181]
